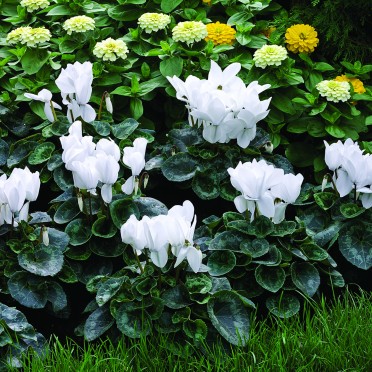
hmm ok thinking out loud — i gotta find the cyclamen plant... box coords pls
[167,61,271,148]
[0,0,371,362]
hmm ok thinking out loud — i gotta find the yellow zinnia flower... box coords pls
[262,26,276,38]
[285,24,319,53]
[202,0,212,5]
[334,75,366,94]
[205,22,236,46]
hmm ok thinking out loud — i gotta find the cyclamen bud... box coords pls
[77,193,84,212]
[105,92,113,114]
[263,141,274,154]
[321,174,329,192]
[143,173,149,189]
[42,226,49,246]
[134,177,139,195]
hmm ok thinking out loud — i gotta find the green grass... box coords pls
[13,288,372,371]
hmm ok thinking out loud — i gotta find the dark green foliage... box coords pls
[277,0,372,62]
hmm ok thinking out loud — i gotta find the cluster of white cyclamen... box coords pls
[25,61,103,123]
[121,200,202,273]
[167,61,271,148]
[60,121,147,204]
[0,167,40,226]
[324,139,372,208]
[228,159,303,223]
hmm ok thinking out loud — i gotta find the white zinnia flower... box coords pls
[172,21,208,46]
[93,38,129,61]
[253,44,288,68]
[63,16,95,35]
[316,80,351,102]
[138,13,171,33]
[20,0,50,12]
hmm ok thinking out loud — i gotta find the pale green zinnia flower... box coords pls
[93,38,129,61]
[316,80,351,103]
[22,27,51,47]
[253,44,288,68]
[63,15,95,35]
[6,27,32,44]
[172,21,208,46]
[20,0,50,12]
[138,13,171,33]
[7,27,51,46]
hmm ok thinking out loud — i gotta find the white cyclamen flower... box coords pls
[95,153,120,203]
[167,201,201,273]
[122,138,148,195]
[55,61,96,122]
[324,139,372,197]
[167,60,271,148]
[24,89,61,122]
[228,159,303,223]
[120,214,147,254]
[70,156,100,194]
[142,215,170,268]
[96,138,120,161]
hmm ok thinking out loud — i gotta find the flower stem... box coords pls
[88,193,93,217]
[97,92,106,121]
[134,250,144,274]
[175,265,181,283]
[50,101,58,122]
[10,214,14,237]
[157,267,162,290]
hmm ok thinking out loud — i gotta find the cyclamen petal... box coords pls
[150,248,168,268]
[101,183,113,204]
[187,246,202,273]
[122,176,135,195]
